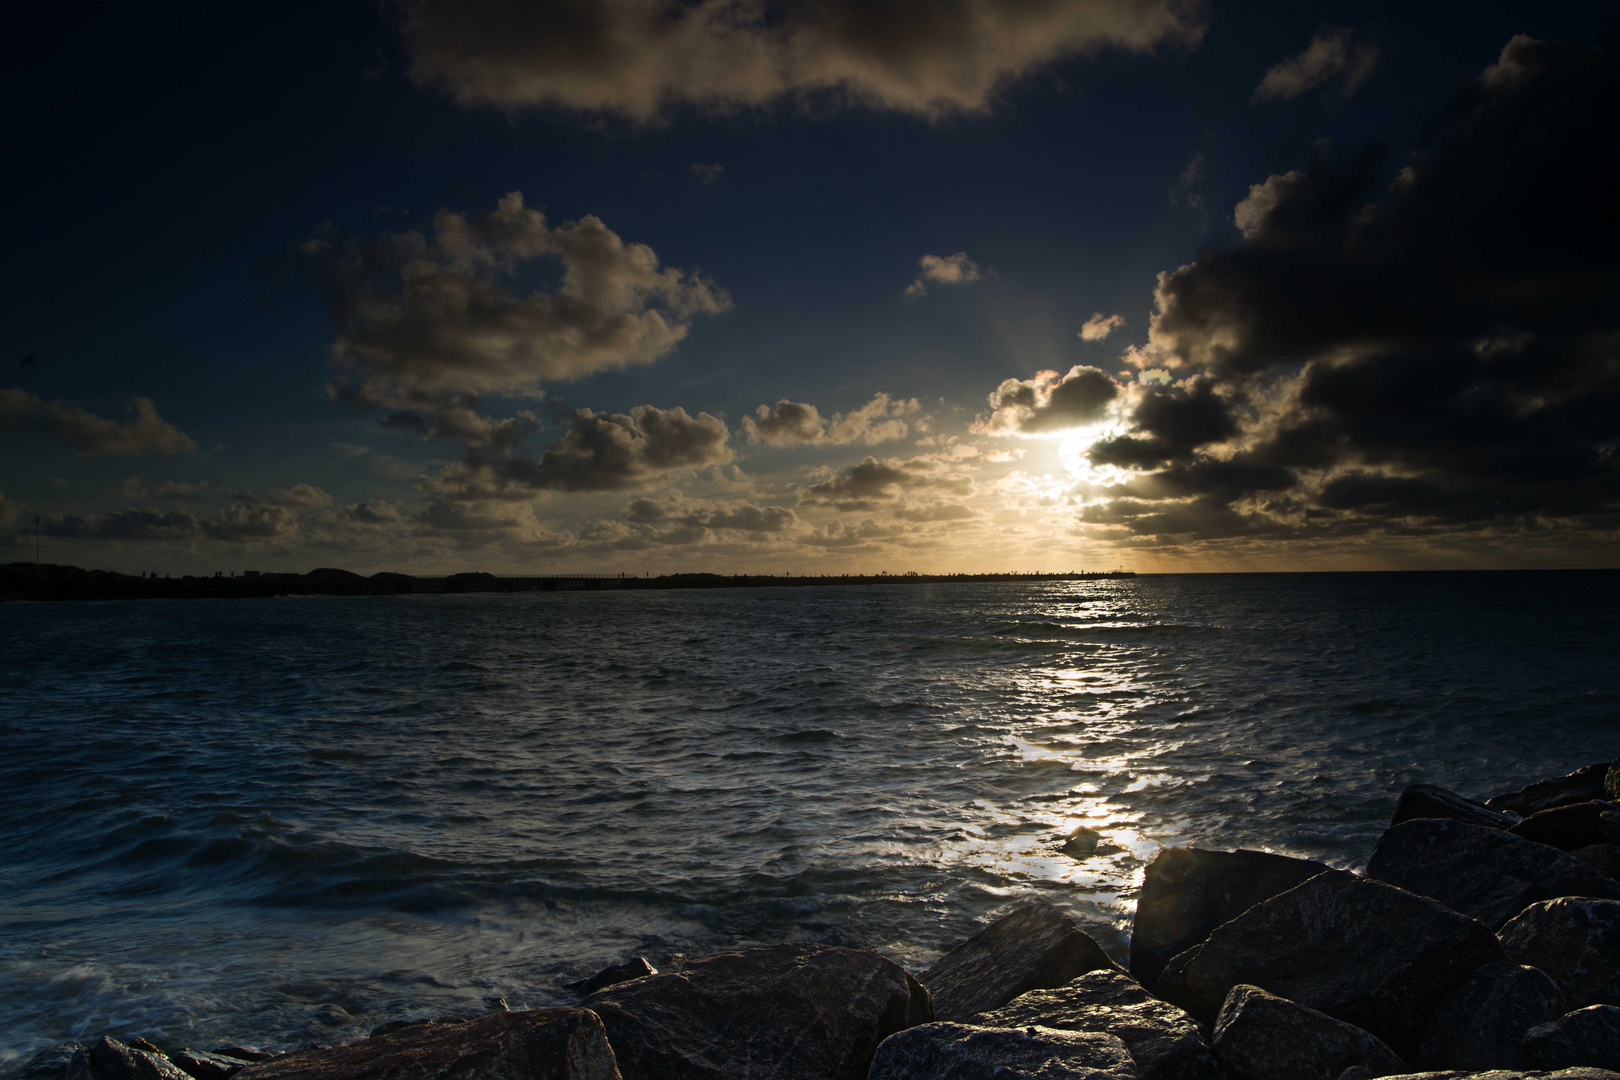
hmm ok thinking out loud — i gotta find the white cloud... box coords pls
[1079,312,1127,341]
[906,252,982,298]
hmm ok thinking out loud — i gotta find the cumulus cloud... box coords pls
[798,453,973,509]
[1079,313,1126,341]
[1071,35,1620,543]
[1252,27,1379,104]
[742,393,921,446]
[905,252,982,298]
[0,388,195,456]
[623,493,799,535]
[980,365,1122,434]
[38,507,202,542]
[427,404,735,498]
[310,191,730,411]
[121,478,209,499]
[397,0,1206,123]
[234,484,335,509]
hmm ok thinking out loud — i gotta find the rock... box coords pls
[1509,803,1620,852]
[582,942,930,1080]
[973,969,1223,1080]
[1417,963,1565,1071]
[1524,1006,1620,1071]
[1575,846,1620,879]
[1156,869,1504,1060]
[1062,826,1105,857]
[1392,785,1521,830]
[867,1023,1137,1080]
[1365,819,1620,929]
[74,1039,193,1080]
[1130,848,1330,990]
[364,1021,431,1039]
[234,1009,617,1080]
[1488,763,1613,817]
[311,1004,354,1027]
[206,1054,271,1067]
[1500,898,1620,1009]
[570,958,658,997]
[1335,1070,1375,1080]
[1211,984,1406,1080]
[921,900,1122,1021]
[1608,757,1620,803]
[169,1052,252,1080]
[12,1044,82,1080]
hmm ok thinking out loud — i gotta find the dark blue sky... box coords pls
[3,0,1616,573]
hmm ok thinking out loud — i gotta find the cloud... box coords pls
[742,393,921,445]
[200,504,301,542]
[234,484,335,509]
[0,388,195,456]
[397,0,1207,123]
[905,252,982,297]
[310,191,730,410]
[121,478,209,499]
[38,508,203,542]
[1252,27,1379,104]
[331,442,371,458]
[428,404,734,497]
[689,163,724,185]
[980,365,1123,434]
[798,453,973,509]
[800,518,903,548]
[1079,312,1126,341]
[623,493,799,534]
[1071,35,1620,543]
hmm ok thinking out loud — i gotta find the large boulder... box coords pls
[867,1023,1136,1080]
[1509,803,1620,852]
[1130,848,1330,990]
[1211,984,1406,1080]
[1392,785,1520,830]
[1500,899,1620,1009]
[1417,963,1566,1071]
[972,969,1224,1080]
[1155,869,1504,1060]
[921,900,1121,1021]
[570,958,657,997]
[233,1009,618,1080]
[70,1040,193,1080]
[581,942,930,1080]
[1607,757,1620,803]
[170,1052,252,1080]
[1488,763,1613,817]
[1524,1007,1620,1072]
[1364,819,1620,929]
[1574,846,1620,879]
[13,1045,82,1080]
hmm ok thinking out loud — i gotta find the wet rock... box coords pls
[1522,1006,1620,1071]
[206,1054,271,1067]
[1500,898,1620,1009]
[1062,826,1105,858]
[311,1004,355,1028]
[1510,803,1620,852]
[1574,846,1620,879]
[1334,1070,1375,1080]
[582,942,930,1080]
[364,1021,432,1039]
[1211,984,1406,1080]
[12,1044,82,1080]
[170,1051,252,1080]
[570,958,658,997]
[1156,869,1503,1060]
[1130,848,1330,991]
[867,1023,1136,1080]
[973,969,1223,1080]
[1488,763,1613,817]
[1365,819,1620,929]
[73,1038,193,1080]
[1417,962,1565,1071]
[1392,785,1521,830]
[922,900,1122,1021]
[234,1009,617,1080]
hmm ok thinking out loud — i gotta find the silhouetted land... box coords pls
[0,563,1134,602]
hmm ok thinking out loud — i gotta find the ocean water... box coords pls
[0,572,1616,1060]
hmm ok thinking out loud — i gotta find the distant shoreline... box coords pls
[0,564,1135,603]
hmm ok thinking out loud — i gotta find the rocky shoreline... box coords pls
[13,757,1620,1079]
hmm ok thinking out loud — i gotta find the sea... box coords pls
[1,571,1616,1061]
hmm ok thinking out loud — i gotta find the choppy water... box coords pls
[1,572,1616,1060]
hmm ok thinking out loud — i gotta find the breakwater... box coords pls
[13,757,1620,1079]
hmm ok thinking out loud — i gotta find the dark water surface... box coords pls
[1,572,1616,1059]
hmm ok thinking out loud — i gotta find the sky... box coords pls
[2,0,1617,575]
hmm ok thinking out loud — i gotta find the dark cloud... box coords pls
[742,393,919,446]
[1082,35,1620,543]
[982,366,1122,434]
[40,508,202,542]
[429,404,734,497]
[398,0,1206,123]
[1252,27,1379,104]
[799,454,972,509]
[624,495,798,533]
[310,191,729,411]
[1,388,195,456]
[121,478,209,499]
